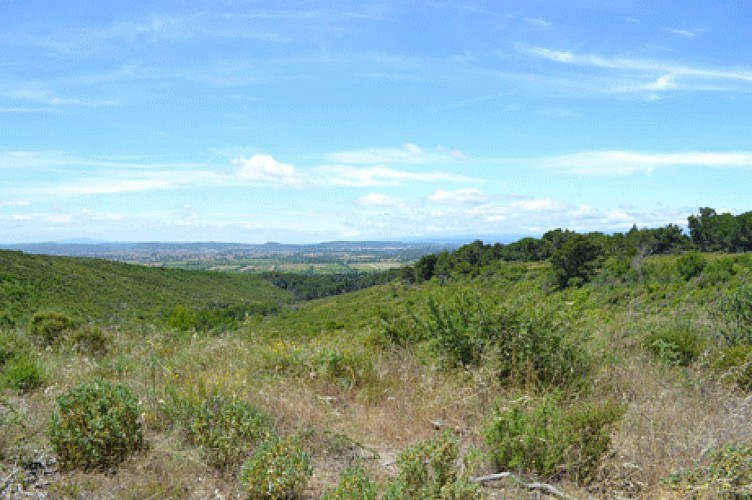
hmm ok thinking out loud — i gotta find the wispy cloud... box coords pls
[664,27,698,38]
[10,88,120,107]
[538,150,752,175]
[357,193,401,207]
[315,165,476,187]
[516,44,752,96]
[326,143,466,165]
[429,188,487,205]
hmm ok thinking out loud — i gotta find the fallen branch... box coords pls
[471,472,573,499]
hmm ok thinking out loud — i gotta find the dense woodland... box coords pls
[1,207,752,498]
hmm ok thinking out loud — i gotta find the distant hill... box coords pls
[0,240,458,263]
[0,250,294,328]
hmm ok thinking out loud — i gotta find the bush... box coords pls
[28,311,75,346]
[711,345,752,390]
[664,444,752,497]
[485,394,624,483]
[0,331,43,392]
[550,234,603,289]
[1,354,44,392]
[166,390,274,469]
[712,284,752,347]
[676,252,706,281]
[239,434,312,499]
[68,324,110,356]
[48,378,144,470]
[643,326,705,366]
[322,465,378,500]
[383,431,480,499]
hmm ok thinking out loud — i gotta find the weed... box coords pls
[321,464,378,500]
[663,444,752,497]
[643,326,705,366]
[28,311,75,346]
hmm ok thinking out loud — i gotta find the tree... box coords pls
[550,234,603,289]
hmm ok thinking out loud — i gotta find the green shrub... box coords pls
[383,431,480,499]
[2,353,44,392]
[68,324,110,356]
[676,252,706,280]
[322,465,378,500]
[664,444,752,498]
[712,284,752,347]
[485,394,624,483]
[309,347,374,389]
[0,332,43,392]
[166,390,274,469]
[28,311,75,346]
[239,434,312,499]
[419,294,591,390]
[48,378,144,470]
[711,345,752,390]
[643,326,705,366]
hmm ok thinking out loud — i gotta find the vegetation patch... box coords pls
[48,378,144,471]
[663,444,752,498]
[239,434,312,499]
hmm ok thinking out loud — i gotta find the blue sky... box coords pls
[2,1,752,243]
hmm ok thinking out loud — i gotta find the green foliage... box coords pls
[28,311,75,346]
[1,353,44,392]
[0,249,291,328]
[321,465,378,500]
[485,394,624,483]
[48,378,144,470]
[711,345,752,390]
[239,434,312,499]
[0,331,43,392]
[417,293,591,389]
[383,431,480,499]
[550,234,604,289]
[643,326,705,366]
[712,283,752,347]
[664,444,752,498]
[676,251,706,280]
[67,324,110,356]
[164,387,274,469]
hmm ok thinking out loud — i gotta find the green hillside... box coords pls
[0,250,294,328]
[2,245,752,498]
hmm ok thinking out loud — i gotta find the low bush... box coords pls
[676,252,706,281]
[28,311,75,346]
[1,353,44,392]
[712,283,752,347]
[663,444,752,497]
[484,394,624,483]
[164,388,274,469]
[48,378,144,470]
[383,431,480,499]
[643,326,705,366]
[321,464,378,500]
[239,434,312,499]
[711,345,752,390]
[68,324,110,356]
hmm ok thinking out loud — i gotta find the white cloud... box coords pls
[358,193,400,207]
[233,154,304,186]
[516,44,752,96]
[539,150,752,175]
[315,165,476,187]
[664,27,697,38]
[0,200,30,207]
[326,143,465,165]
[429,188,487,205]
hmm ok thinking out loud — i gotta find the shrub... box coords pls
[1,353,44,392]
[643,326,705,366]
[239,434,312,499]
[28,311,75,346]
[485,394,624,483]
[309,347,374,389]
[550,234,603,289]
[711,345,752,390]
[322,465,378,500]
[166,390,274,469]
[48,378,144,470]
[663,444,752,497]
[712,284,752,347]
[68,324,110,356]
[0,331,43,392]
[676,251,706,281]
[383,431,480,499]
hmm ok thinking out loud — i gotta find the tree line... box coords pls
[404,207,752,287]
